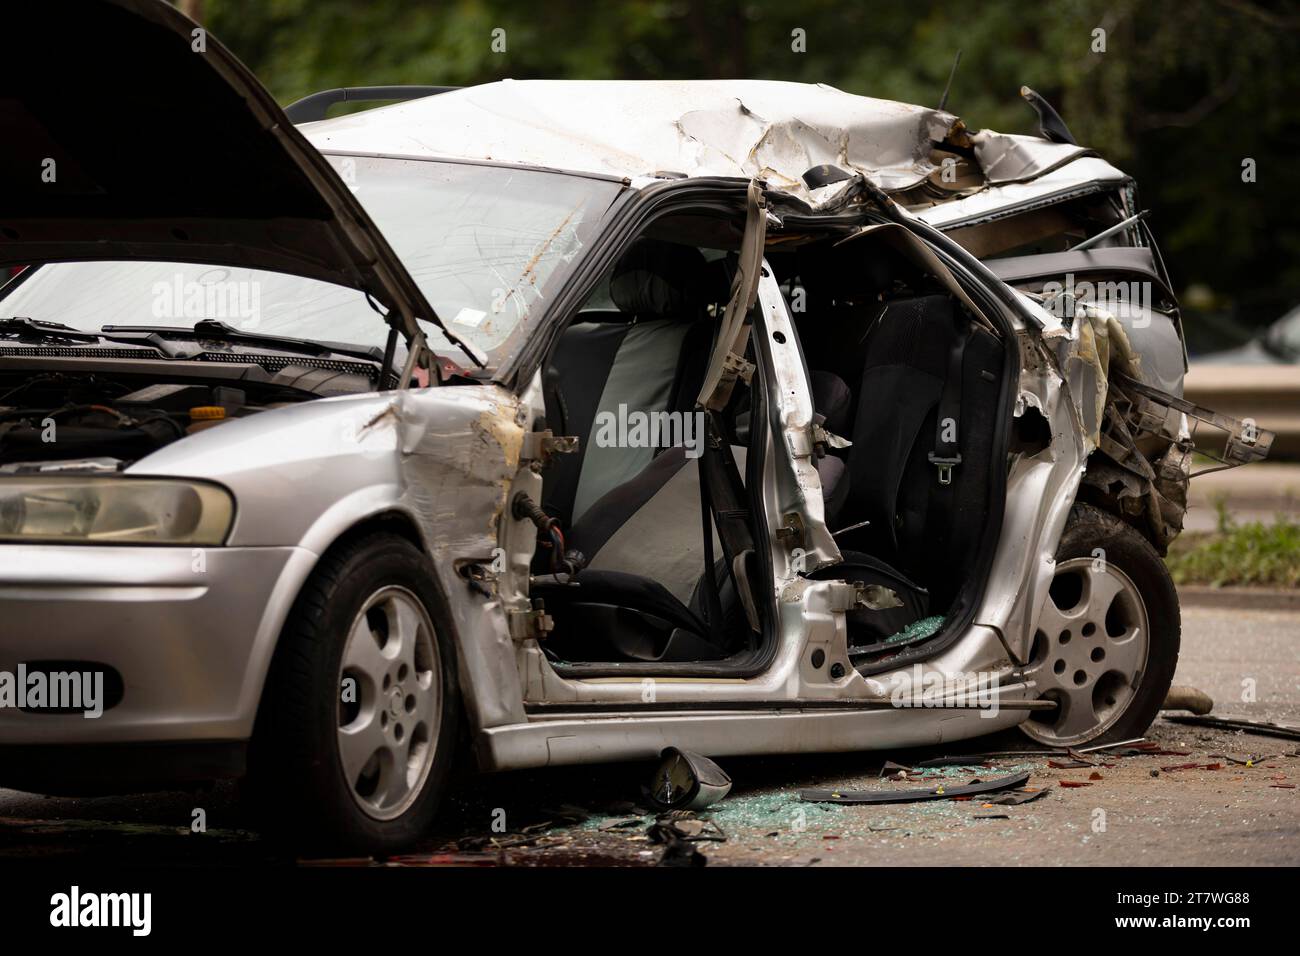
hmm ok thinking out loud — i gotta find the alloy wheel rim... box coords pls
[336,586,441,821]
[1021,557,1150,746]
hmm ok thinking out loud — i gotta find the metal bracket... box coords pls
[520,430,579,465]
[811,423,852,454]
[827,580,904,613]
[722,351,756,386]
[928,452,962,485]
[775,511,807,550]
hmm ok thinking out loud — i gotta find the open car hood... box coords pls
[0,0,461,356]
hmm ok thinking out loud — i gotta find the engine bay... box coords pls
[0,363,343,470]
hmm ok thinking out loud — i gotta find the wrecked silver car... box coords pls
[0,0,1272,852]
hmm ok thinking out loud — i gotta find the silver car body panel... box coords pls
[0,250,1091,769]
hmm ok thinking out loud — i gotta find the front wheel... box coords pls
[249,532,461,854]
[1020,503,1180,747]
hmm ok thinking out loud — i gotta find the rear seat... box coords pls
[840,293,1004,610]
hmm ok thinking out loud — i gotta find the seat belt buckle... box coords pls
[928,452,962,486]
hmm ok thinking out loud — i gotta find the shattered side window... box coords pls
[329,156,623,364]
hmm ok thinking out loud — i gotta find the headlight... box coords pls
[0,478,234,545]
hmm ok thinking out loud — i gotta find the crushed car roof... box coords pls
[301,79,1126,210]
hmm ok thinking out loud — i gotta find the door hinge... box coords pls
[508,600,555,641]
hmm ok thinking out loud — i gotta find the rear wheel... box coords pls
[249,532,460,854]
[1020,504,1179,747]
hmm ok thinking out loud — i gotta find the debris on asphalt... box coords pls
[1158,762,1223,772]
[913,737,1147,768]
[648,812,725,867]
[799,770,1031,805]
[597,817,645,832]
[538,805,591,825]
[1161,685,1215,715]
[1109,744,1190,756]
[1048,758,1093,769]
[1165,714,1300,742]
[1210,753,1284,767]
[1058,780,1093,788]
[985,787,1051,805]
[879,760,914,778]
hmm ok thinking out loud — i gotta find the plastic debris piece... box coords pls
[986,788,1050,806]
[646,748,732,811]
[1164,715,1300,742]
[799,770,1031,805]
[1210,753,1281,767]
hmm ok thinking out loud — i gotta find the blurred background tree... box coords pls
[193,0,1300,348]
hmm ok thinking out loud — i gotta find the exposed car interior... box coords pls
[534,233,763,667]
[532,217,1008,673]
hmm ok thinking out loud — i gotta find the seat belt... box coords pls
[912,316,967,575]
[698,460,727,645]
[699,410,762,633]
[928,315,967,487]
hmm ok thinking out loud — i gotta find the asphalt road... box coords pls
[1,603,1296,867]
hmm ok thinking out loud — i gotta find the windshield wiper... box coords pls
[0,317,202,357]
[100,320,384,364]
[0,316,103,343]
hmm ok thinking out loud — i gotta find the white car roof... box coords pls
[301,79,1126,211]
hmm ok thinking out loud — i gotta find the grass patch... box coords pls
[1166,498,1300,588]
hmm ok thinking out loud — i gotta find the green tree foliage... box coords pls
[198,0,1300,330]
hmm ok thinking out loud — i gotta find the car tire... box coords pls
[1019,503,1180,747]
[248,532,460,855]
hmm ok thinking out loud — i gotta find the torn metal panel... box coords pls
[1057,305,1143,447]
[972,131,1099,185]
[390,384,534,731]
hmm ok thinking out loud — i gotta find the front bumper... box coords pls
[0,543,316,749]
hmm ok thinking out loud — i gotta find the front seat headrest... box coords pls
[609,239,715,319]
